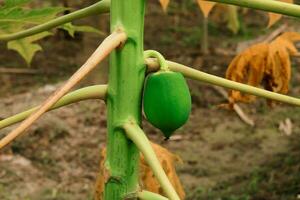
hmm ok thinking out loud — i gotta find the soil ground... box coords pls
[1,1,300,200]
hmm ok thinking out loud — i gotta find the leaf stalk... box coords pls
[0,85,107,130]
[123,121,180,200]
[137,190,169,200]
[0,30,126,150]
[208,0,300,18]
[146,58,300,107]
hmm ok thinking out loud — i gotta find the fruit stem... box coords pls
[122,120,180,200]
[0,85,107,130]
[144,50,169,71]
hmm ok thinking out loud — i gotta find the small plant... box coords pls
[1,0,300,200]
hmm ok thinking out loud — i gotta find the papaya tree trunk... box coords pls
[103,0,146,199]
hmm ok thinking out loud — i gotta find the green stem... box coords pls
[123,121,180,200]
[138,190,169,200]
[0,85,107,130]
[104,0,146,199]
[202,17,209,55]
[0,0,110,41]
[208,0,300,18]
[146,58,300,107]
[144,50,168,71]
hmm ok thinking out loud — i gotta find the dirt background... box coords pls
[1,0,300,199]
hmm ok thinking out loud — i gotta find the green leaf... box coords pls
[0,7,66,31]
[7,31,52,65]
[60,23,105,38]
[0,0,66,65]
[0,0,32,10]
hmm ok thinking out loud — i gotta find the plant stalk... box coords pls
[138,190,169,200]
[0,85,107,130]
[0,0,110,41]
[123,121,180,200]
[104,0,146,199]
[146,58,300,107]
[202,17,209,55]
[208,0,300,18]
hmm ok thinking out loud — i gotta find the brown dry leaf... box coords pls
[197,0,217,18]
[226,32,300,105]
[265,32,300,95]
[95,143,185,200]
[268,0,293,28]
[226,43,269,104]
[159,0,170,12]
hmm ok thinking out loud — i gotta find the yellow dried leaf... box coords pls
[95,143,185,200]
[268,0,293,28]
[265,32,300,97]
[197,0,217,18]
[139,143,185,199]
[226,32,300,105]
[159,0,170,12]
[226,43,269,103]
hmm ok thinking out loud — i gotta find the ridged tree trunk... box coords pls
[104,0,146,199]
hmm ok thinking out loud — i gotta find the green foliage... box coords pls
[59,23,105,38]
[7,31,52,65]
[0,0,103,65]
[0,0,65,64]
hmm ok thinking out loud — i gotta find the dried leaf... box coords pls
[197,0,216,18]
[268,0,293,28]
[95,143,185,200]
[139,143,185,199]
[226,32,300,105]
[226,43,269,103]
[265,32,300,97]
[159,0,169,12]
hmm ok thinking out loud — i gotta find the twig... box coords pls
[0,67,39,74]
[211,86,255,126]
[236,24,287,53]
[264,24,288,43]
[0,30,127,150]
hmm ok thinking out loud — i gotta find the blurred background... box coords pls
[1,0,300,199]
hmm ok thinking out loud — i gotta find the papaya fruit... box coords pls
[143,71,191,138]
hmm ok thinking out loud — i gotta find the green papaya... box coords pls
[143,71,192,138]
